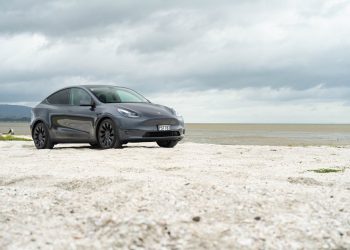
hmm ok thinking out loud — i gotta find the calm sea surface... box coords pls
[1,122,350,146]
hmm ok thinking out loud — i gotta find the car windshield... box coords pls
[89,87,149,103]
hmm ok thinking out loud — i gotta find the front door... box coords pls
[64,88,96,141]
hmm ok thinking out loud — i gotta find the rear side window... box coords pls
[47,89,70,105]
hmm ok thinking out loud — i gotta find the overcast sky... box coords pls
[1,0,350,123]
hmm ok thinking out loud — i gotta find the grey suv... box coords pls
[30,85,185,149]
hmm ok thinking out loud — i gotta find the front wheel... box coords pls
[33,122,54,149]
[156,140,178,148]
[97,119,122,149]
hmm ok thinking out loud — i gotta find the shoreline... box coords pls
[3,135,350,147]
[1,121,350,146]
[3,134,350,147]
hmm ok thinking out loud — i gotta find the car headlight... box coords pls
[171,108,182,117]
[117,108,140,118]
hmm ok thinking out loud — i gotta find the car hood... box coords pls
[114,103,175,117]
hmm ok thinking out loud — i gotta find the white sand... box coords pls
[0,141,349,249]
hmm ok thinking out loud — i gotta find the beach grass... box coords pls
[307,167,345,173]
[0,135,32,141]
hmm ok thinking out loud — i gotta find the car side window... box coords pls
[70,88,92,106]
[47,89,70,105]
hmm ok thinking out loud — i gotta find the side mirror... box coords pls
[80,99,95,108]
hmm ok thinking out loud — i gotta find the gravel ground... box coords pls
[0,141,349,249]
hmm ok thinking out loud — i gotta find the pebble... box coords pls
[192,216,201,222]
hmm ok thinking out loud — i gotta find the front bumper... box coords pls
[119,128,185,142]
[114,116,185,143]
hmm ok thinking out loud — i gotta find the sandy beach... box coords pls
[0,141,349,249]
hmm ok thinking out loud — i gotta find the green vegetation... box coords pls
[307,167,345,173]
[0,135,32,141]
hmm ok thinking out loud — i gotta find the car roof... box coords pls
[41,84,150,104]
[43,85,130,100]
[76,85,125,89]
[62,85,134,92]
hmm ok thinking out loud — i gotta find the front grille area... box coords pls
[143,131,180,138]
[142,118,179,126]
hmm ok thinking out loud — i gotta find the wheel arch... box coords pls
[31,119,48,137]
[94,115,120,138]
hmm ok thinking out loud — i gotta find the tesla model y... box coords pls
[30,85,185,149]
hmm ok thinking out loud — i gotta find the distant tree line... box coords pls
[0,117,30,122]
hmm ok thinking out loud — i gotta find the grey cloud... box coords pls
[0,0,150,36]
[0,0,350,104]
[0,0,225,37]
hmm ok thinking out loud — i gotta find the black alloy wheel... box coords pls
[33,122,54,149]
[156,140,178,148]
[97,119,122,149]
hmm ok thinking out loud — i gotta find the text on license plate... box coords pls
[158,125,171,131]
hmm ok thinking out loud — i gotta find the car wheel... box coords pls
[33,122,54,149]
[97,119,122,149]
[156,140,178,148]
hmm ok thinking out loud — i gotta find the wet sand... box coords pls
[185,123,350,146]
[0,141,349,249]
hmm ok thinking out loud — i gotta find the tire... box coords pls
[97,119,122,149]
[32,122,54,149]
[156,140,178,148]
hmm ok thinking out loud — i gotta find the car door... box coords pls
[47,87,95,141]
[66,87,96,141]
[46,88,74,140]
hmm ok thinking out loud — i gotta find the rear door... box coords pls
[46,88,73,140]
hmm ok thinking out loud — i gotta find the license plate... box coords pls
[158,125,171,131]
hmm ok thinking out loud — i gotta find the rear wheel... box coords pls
[33,122,54,149]
[156,140,178,148]
[97,119,122,149]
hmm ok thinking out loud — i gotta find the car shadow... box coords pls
[52,145,94,150]
[52,145,159,150]
[122,145,159,149]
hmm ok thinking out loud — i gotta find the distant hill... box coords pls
[0,105,31,121]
